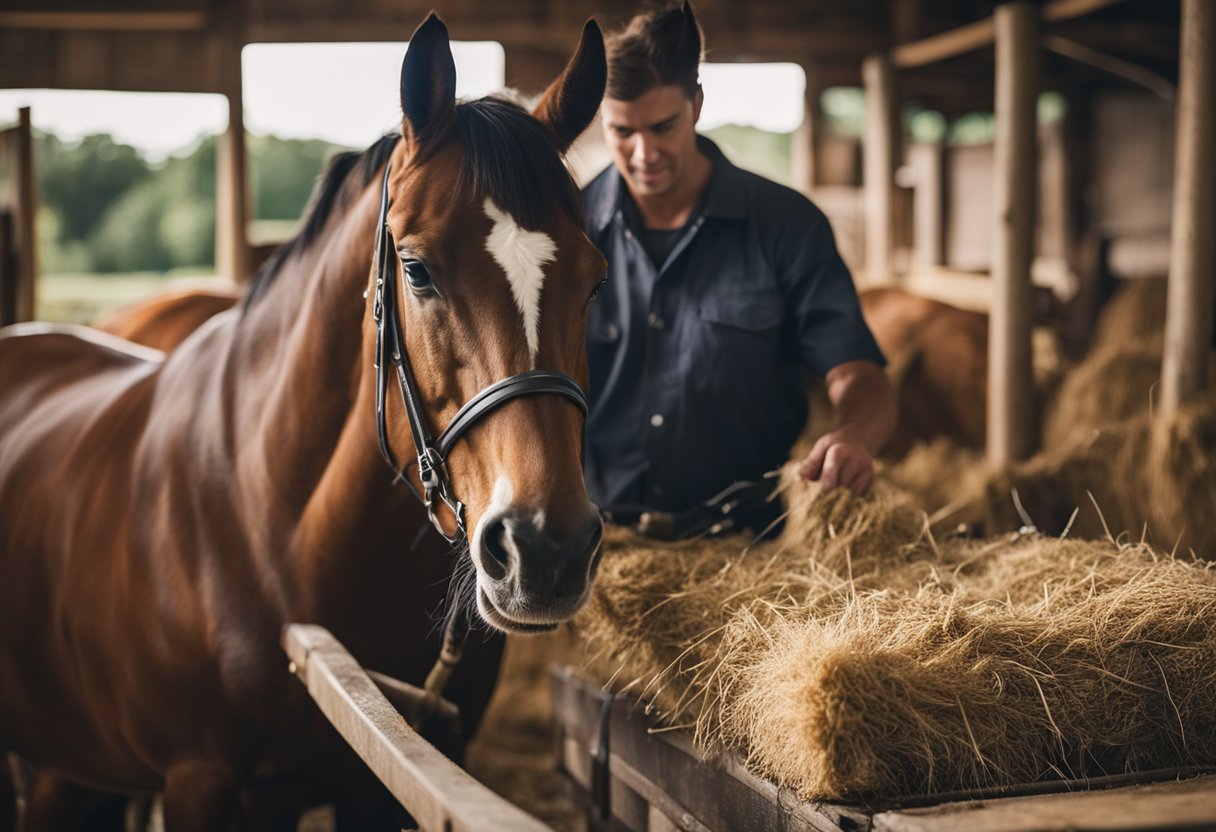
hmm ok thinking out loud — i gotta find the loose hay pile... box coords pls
[578,474,1216,802]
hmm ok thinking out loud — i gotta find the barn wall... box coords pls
[1089,90,1174,278]
[943,125,1068,273]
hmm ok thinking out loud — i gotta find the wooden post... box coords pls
[791,75,819,197]
[988,2,1038,466]
[13,107,36,322]
[910,141,945,267]
[1161,0,1216,415]
[863,53,896,282]
[215,8,249,285]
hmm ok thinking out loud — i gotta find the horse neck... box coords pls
[225,171,433,607]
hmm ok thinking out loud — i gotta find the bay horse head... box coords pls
[373,15,607,634]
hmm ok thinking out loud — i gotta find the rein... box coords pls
[371,161,589,717]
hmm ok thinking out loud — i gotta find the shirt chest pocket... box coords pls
[692,296,785,401]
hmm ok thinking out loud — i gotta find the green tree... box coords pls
[249,134,346,221]
[37,132,152,245]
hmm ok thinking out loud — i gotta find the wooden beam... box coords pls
[1043,35,1176,101]
[0,11,206,31]
[284,625,550,832]
[1161,0,1216,415]
[13,108,36,323]
[910,142,945,267]
[791,75,820,196]
[890,0,1132,69]
[214,2,250,285]
[988,2,1039,466]
[863,53,897,282]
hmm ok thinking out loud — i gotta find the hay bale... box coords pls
[1090,278,1168,354]
[938,390,1216,559]
[578,474,1216,801]
[1042,338,1163,450]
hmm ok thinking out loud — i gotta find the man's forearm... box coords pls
[825,361,897,455]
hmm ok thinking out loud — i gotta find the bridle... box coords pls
[372,162,590,543]
[371,160,590,720]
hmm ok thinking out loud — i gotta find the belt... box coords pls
[600,478,778,541]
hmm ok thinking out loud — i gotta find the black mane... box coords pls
[244,96,582,307]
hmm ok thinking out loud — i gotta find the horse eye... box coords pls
[402,259,432,291]
[589,278,607,303]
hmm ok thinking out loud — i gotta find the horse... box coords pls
[859,287,989,456]
[0,14,607,831]
[93,286,239,352]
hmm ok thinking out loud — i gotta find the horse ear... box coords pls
[400,13,457,146]
[677,1,704,78]
[531,19,607,152]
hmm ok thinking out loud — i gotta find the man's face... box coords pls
[601,84,702,198]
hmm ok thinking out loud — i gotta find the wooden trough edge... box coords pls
[550,666,1216,832]
[282,623,551,832]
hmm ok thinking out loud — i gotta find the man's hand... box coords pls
[798,428,875,495]
[796,360,896,496]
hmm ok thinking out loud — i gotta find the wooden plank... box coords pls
[871,773,1216,832]
[214,2,250,285]
[1161,0,1216,415]
[910,142,945,267]
[890,0,1132,69]
[0,11,207,31]
[12,109,36,324]
[1042,35,1176,101]
[863,52,897,283]
[988,2,1038,466]
[283,624,551,832]
[0,209,14,327]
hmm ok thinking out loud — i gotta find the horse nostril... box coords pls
[480,517,511,580]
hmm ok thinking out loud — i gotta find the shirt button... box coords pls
[647,313,664,330]
[650,413,664,428]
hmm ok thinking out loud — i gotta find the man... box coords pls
[582,1,896,531]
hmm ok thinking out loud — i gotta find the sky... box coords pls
[0,41,805,159]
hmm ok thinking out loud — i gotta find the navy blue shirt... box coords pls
[582,137,885,513]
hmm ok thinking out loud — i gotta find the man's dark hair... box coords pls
[606,1,704,101]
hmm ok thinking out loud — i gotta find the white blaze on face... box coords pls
[483,198,557,368]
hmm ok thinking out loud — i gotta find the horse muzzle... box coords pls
[472,502,604,633]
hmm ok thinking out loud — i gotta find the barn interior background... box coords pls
[2,0,1213,830]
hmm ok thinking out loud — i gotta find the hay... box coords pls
[577,471,1216,802]
[1089,278,1169,354]
[1042,338,1163,450]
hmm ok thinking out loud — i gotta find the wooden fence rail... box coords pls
[282,624,551,832]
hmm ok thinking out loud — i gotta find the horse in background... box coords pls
[860,287,989,457]
[0,14,607,831]
[94,286,238,352]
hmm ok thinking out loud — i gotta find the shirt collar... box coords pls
[588,135,748,234]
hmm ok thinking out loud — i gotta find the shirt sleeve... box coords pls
[770,198,887,377]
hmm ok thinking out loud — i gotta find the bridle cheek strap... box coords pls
[371,162,589,545]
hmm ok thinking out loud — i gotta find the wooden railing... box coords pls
[282,624,551,832]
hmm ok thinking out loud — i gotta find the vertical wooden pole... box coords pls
[1161,0,1216,415]
[988,2,1038,466]
[14,107,36,322]
[791,74,818,197]
[863,53,896,283]
[910,140,944,267]
[215,5,249,285]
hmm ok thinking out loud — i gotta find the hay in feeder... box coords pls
[578,471,1216,802]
